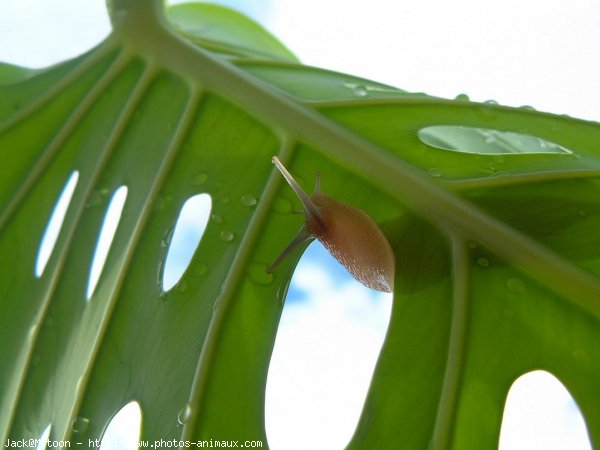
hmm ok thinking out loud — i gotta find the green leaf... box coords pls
[1,0,599,448]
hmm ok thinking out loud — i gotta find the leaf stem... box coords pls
[432,236,470,450]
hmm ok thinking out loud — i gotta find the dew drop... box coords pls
[477,257,490,268]
[273,197,293,214]
[178,403,192,425]
[195,263,208,276]
[519,105,536,111]
[428,168,442,177]
[353,85,368,97]
[248,262,274,286]
[507,278,525,293]
[220,230,234,242]
[241,194,257,207]
[479,101,497,121]
[161,228,174,248]
[86,190,102,208]
[343,82,369,97]
[211,214,223,224]
[72,416,90,433]
[193,173,208,186]
[176,280,188,293]
[455,93,470,101]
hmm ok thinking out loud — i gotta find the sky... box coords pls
[0,0,597,449]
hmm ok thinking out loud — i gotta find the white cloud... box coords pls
[499,370,591,450]
[266,242,392,450]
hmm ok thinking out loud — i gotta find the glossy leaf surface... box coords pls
[1,1,599,448]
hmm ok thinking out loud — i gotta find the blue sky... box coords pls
[1,1,597,449]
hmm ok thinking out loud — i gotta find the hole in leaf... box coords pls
[499,370,591,450]
[86,186,128,300]
[36,424,51,450]
[162,193,211,291]
[418,126,571,155]
[265,242,392,450]
[35,171,79,277]
[100,401,142,450]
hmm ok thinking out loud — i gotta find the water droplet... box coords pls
[343,82,368,97]
[176,280,188,293]
[193,173,208,186]
[72,416,90,433]
[479,101,497,121]
[519,105,536,111]
[211,214,223,224]
[353,85,368,97]
[476,257,490,268]
[455,93,470,101]
[248,262,274,286]
[273,197,293,214]
[195,263,208,276]
[161,228,174,247]
[221,196,230,204]
[241,194,257,207]
[86,190,102,207]
[220,230,234,242]
[178,403,192,425]
[507,278,525,293]
[428,168,442,178]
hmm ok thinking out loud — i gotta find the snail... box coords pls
[267,156,395,293]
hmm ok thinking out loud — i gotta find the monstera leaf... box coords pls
[1,0,600,448]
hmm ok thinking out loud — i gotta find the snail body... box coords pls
[268,156,395,293]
